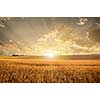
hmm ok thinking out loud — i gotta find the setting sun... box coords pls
[45,52,56,58]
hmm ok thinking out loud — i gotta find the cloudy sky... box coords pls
[0,17,100,55]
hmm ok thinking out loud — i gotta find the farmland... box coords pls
[0,56,100,83]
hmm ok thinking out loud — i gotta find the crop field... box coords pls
[0,56,100,83]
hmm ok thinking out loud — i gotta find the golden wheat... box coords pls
[0,59,100,83]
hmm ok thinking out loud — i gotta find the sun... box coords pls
[45,52,56,58]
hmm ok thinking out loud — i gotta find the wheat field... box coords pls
[0,57,100,83]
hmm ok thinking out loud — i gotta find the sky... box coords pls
[0,17,100,55]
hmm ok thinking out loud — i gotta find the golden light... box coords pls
[44,51,56,58]
[45,52,56,58]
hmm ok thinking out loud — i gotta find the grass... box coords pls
[0,57,100,83]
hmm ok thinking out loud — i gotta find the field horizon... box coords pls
[1,53,100,59]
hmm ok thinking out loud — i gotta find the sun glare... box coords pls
[45,52,56,58]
